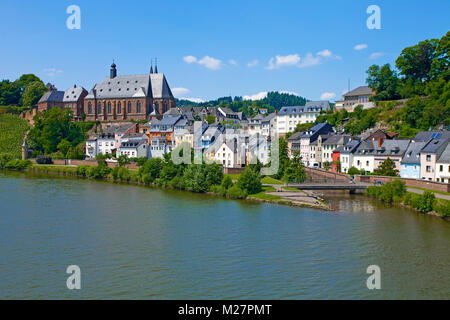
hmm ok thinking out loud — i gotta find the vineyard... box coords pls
[0,114,30,159]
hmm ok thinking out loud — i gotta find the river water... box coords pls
[0,171,449,299]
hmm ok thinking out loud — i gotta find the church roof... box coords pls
[38,90,64,103]
[63,85,87,102]
[85,73,174,100]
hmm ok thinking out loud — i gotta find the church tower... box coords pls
[22,138,28,160]
[110,61,117,79]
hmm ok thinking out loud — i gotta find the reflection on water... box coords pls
[0,171,449,299]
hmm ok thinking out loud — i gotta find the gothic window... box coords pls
[137,101,141,113]
[117,102,122,114]
[108,102,112,114]
[88,102,92,114]
[97,102,102,114]
[127,101,132,113]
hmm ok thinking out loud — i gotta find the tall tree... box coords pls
[21,81,48,107]
[366,64,401,101]
[395,39,439,83]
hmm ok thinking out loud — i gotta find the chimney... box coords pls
[378,137,383,148]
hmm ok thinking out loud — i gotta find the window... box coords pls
[108,102,112,114]
[426,155,431,161]
[137,101,141,113]
[117,102,122,114]
[426,166,431,172]
[440,165,443,172]
[127,101,132,113]
[88,102,92,114]
[97,102,102,114]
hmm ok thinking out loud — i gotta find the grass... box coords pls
[282,186,305,193]
[261,176,284,185]
[225,173,241,181]
[409,186,450,197]
[248,186,282,201]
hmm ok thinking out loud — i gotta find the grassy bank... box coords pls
[3,163,316,209]
[366,180,450,218]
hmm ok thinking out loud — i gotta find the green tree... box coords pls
[237,167,262,194]
[282,151,306,183]
[395,39,439,83]
[57,139,72,156]
[431,31,450,81]
[366,64,401,101]
[205,115,216,124]
[374,157,399,176]
[21,81,48,107]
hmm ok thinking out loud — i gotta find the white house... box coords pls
[117,140,148,159]
[85,132,116,158]
[352,140,377,173]
[276,101,330,135]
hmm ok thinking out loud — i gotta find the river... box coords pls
[0,171,449,299]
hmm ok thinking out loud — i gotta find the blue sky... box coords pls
[0,0,448,102]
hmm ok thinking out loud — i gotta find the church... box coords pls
[83,62,176,122]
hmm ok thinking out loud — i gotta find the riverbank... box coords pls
[6,164,330,211]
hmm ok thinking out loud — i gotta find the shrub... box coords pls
[417,191,435,213]
[210,184,227,196]
[237,167,262,194]
[434,200,450,217]
[365,180,406,203]
[76,165,91,177]
[226,185,248,199]
[221,175,233,189]
[4,159,32,170]
[169,176,185,190]
[348,167,361,176]
[86,164,111,179]
[0,154,13,169]
[36,155,53,164]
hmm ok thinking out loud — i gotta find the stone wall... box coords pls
[305,167,352,182]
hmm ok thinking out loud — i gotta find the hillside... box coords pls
[0,114,29,159]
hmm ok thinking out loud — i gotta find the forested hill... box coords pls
[175,91,309,117]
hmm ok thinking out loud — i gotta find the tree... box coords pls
[395,39,439,83]
[237,167,262,194]
[272,137,289,179]
[139,157,163,182]
[117,154,131,167]
[374,157,399,176]
[366,64,401,101]
[323,161,331,171]
[21,81,48,107]
[205,115,216,124]
[57,139,72,156]
[431,31,450,81]
[282,151,306,183]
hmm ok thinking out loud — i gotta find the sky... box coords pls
[0,0,449,102]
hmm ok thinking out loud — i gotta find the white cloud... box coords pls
[228,59,238,66]
[320,92,336,100]
[317,49,332,57]
[172,87,190,97]
[198,56,222,70]
[183,55,197,64]
[243,91,268,100]
[246,59,259,67]
[354,44,368,51]
[180,97,205,103]
[369,52,385,59]
[266,54,301,70]
[266,50,340,70]
[44,68,63,77]
[298,53,322,68]
[243,90,301,101]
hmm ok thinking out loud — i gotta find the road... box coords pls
[407,188,450,201]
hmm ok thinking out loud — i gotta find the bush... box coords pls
[86,164,111,179]
[0,154,13,169]
[76,165,91,177]
[237,167,262,194]
[169,176,185,190]
[226,185,248,199]
[36,155,53,164]
[365,179,406,203]
[4,159,32,170]
[417,191,435,213]
[210,184,227,196]
[434,200,450,217]
[221,175,233,189]
[348,167,361,176]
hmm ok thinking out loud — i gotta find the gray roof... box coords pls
[437,143,450,163]
[340,140,361,154]
[261,113,276,123]
[343,86,373,97]
[355,139,410,156]
[322,134,354,145]
[63,85,87,102]
[412,131,450,142]
[421,138,449,154]
[85,73,173,100]
[38,90,64,103]
[402,141,427,164]
[304,100,330,111]
[120,140,146,148]
[278,106,305,115]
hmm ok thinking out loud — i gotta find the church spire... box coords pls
[150,59,153,74]
[154,58,158,73]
